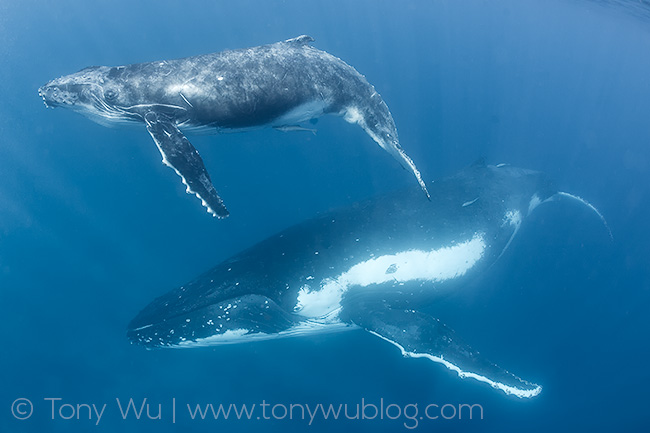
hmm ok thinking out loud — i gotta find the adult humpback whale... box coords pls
[127,161,610,398]
[38,35,428,218]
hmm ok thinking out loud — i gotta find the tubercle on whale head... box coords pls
[38,81,82,108]
[38,66,135,123]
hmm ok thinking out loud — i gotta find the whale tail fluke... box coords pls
[555,192,613,240]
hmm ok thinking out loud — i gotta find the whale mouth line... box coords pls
[127,296,246,335]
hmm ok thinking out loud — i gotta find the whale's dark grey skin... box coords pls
[38,35,428,218]
[127,161,609,398]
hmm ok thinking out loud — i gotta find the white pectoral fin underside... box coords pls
[144,111,229,218]
[357,308,541,398]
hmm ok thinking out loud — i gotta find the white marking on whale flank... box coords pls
[273,100,329,126]
[343,106,364,124]
[295,234,487,319]
[504,209,522,228]
[496,209,522,261]
[528,194,542,215]
[369,331,542,398]
[343,106,386,153]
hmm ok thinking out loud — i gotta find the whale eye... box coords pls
[104,89,118,101]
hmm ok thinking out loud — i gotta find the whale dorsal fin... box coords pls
[285,35,315,45]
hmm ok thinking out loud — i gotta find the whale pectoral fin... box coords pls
[394,146,430,200]
[351,306,541,398]
[144,112,229,218]
[344,107,430,199]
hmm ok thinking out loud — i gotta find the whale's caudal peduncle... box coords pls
[38,35,429,217]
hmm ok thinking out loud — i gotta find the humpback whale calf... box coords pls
[38,35,428,218]
[127,161,610,398]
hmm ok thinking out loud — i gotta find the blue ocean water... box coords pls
[1,0,649,431]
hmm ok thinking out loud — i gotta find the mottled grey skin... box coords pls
[38,35,428,218]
